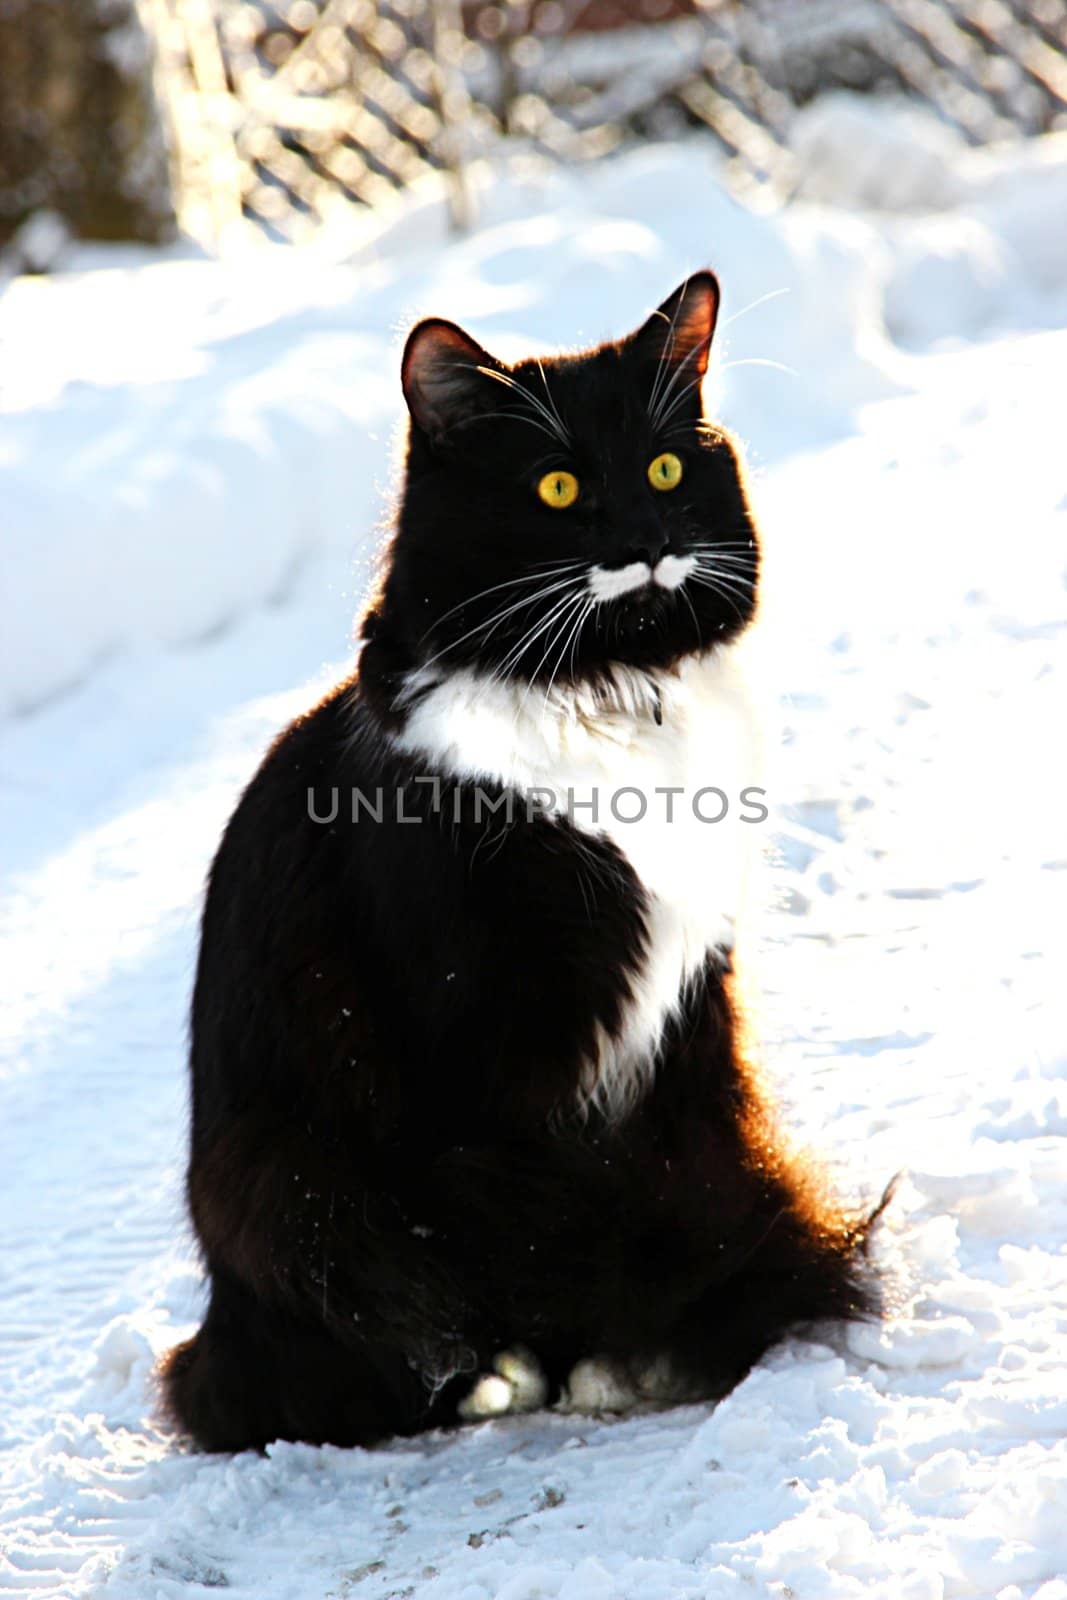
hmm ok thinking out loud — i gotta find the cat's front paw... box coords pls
[457,1346,549,1421]
[557,1354,699,1415]
[556,1356,642,1415]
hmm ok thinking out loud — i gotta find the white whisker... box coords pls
[692,559,756,589]
[477,366,571,447]
[720,286,790,330]
[717,357,798,378]
[421,574,586,671]
[678,581,703,650]
[535,359,570,444]
[651,364,708,433]
[519,593,588,701]
[498,586,587,688]
[543,596,595,714]
[647,317,678,423]
[422,562,588,640]
[649,329,715,432]
[688,569,752,622]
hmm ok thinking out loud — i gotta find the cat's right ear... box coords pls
[627,272,721,383]
[401,318,501,444]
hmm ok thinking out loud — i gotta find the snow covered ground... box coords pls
[2,101,1066,1598]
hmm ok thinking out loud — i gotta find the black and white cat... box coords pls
[162,273,886,1451]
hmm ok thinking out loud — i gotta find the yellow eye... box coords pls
[648,452,683,492]
[537,470,579,510]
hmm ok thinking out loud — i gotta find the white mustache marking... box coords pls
[653,553,698,590]
[588,553,698,602]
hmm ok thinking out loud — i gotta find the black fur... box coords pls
[162,276,885,1452]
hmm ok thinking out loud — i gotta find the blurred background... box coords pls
[2,0,1065,261]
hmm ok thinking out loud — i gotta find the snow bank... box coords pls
[790,93,972,212]
[790,93,1067,344]
[4,107,1067,719]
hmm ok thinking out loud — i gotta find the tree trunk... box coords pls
[0,0,174,254]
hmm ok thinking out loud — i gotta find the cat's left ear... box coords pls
[402,318,502,444]
[627,272,720,383]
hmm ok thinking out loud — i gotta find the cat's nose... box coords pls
[624,532,669,568]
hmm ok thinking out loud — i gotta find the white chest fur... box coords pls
[393,645,761,1118]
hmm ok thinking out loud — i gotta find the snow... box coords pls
[2,102,1067,1597]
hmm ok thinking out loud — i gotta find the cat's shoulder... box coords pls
[245,671,391,796]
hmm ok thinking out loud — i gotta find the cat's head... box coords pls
[363,274,759,699]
